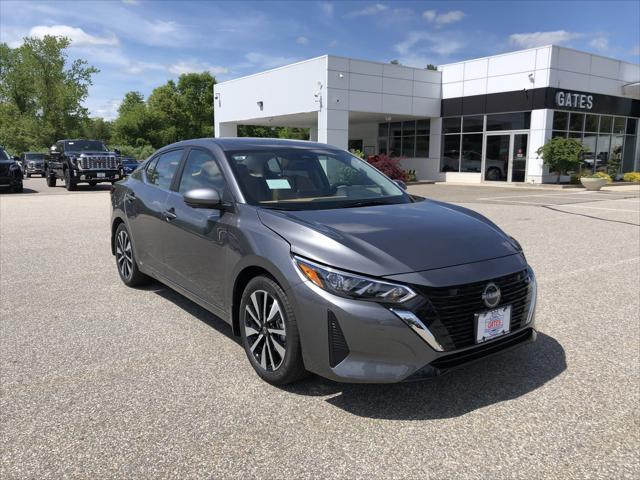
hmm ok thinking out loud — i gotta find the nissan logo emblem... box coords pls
[482,283,501,309]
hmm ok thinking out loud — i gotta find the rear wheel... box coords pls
[239,276,307,385]
[114,223,150,287]
[11,182,23,193]
[89,181,97,187]
[64,168,77,191]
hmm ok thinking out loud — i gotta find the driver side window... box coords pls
[178,149,226,194]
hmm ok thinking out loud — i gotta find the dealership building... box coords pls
[214,45,640,183]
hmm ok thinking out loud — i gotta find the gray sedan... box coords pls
[110,138,537,385]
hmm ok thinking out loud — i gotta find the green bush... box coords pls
[588,172,612,182]
[623,172,640,183]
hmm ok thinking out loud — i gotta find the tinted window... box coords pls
[146,149,182,190]
[486,112,531,131]
[553,111,568,130]
[64,140,107,151]
[178,150,225,194]
[443,117,461,134]
[0,149,10,160]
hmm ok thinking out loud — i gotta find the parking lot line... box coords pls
[554,204,640,212]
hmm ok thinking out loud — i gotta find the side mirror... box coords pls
[395,180,408,191]
[114,149,121,156]
[183,188,222,209]
[49,146,59,158]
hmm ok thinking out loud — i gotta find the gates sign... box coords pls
[555,91,594,110]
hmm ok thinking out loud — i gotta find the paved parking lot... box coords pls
[2,177,639,479]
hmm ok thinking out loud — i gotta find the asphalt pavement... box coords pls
[1,177,639,479]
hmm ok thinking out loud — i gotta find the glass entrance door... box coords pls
[511,134,528,182]
[484,133,528,182]
[484,134,510,181]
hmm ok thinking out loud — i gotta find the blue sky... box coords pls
[2,0,639,120]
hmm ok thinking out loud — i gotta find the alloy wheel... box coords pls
[244,290,287,372]
[115,229,134,280]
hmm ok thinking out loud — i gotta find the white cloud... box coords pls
[319,2,334,16]
[296,36,309,45]
[347,3,388,17]
[422,10,465,26]
[422,10,436,22]
[121,0,140,4]
[28,25,119,46]
[435,10,465,25]
[88,98,121,121]
[244,52,298,69]
[168,60,229,76]
[395,31,464,57]
[588,36,609,52]
[329,39,338,48]
[631,45,640,56]
[509,30,583,49]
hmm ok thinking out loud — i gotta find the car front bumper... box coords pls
[290,256,537,383]
[0,176,23,187]
[73,169,121,182]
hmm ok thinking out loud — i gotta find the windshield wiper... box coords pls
[342,199,395,209]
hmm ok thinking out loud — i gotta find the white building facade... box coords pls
[214,45,640,183]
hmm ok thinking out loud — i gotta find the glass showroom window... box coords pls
[378,120,429,157]
[441,117,461,172]
[551,111,639,174]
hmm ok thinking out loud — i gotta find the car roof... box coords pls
[161,137,343,153]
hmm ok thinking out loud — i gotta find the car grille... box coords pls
[79,156,118,169]
[414,270,533,351]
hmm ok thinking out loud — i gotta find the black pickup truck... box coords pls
[45,139,122,190]
[0,146,24,193]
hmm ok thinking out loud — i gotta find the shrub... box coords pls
[367,154,407,181]
[623,172,640,183]
[588,172,612,182]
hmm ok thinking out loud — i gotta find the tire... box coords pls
[89,181,97,187]
[114,223,150,287]
[239,276,307,385]
[26,172,31,178]
[11,182,23,193]
[45,170,56,187]
[486,167,502,181]
[64,168,77,191]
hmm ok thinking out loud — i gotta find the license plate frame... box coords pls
[475,305,511,344]
[97,172,106,178]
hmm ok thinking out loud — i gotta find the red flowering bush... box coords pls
[367,154,408,181]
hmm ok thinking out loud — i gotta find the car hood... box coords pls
[68,150,114,156]
[257,200,520,276]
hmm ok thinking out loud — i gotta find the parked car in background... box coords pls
[120,157,140,176]
[45,139,121,190]
[0,146,24,193]
[21,152,46,177]
[111,138,537,385]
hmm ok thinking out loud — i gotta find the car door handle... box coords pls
[164,208,177,221]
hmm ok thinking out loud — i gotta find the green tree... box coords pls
[426,64,437,71]
[0,35,98,151]
[82,117,112,143]
[536,137,588,183]
[176,72,215,138]
[238,125,309,140]
[389,59,400,65]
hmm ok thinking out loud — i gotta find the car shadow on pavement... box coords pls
[0,187,38,195]
[283,333,566,420]
[143,281,240,344]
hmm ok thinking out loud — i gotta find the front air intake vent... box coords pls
[328,311,349,368]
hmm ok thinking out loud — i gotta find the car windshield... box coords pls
[226,148,408,210]
[65,140,108,152]
[0,149,10,161]
[26,153,45,160]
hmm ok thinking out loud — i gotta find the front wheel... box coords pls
[11,182,23,193]
[89,181,97,187]
[114,223,150,287]
[64,168,77,191]
[45,170,56,187]
[239,276,307,385]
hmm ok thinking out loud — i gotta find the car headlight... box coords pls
[293,255,417,304]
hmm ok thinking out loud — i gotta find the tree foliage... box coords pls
[0,36,98,152]
[237,125,309,140]
[536,137,588,183]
